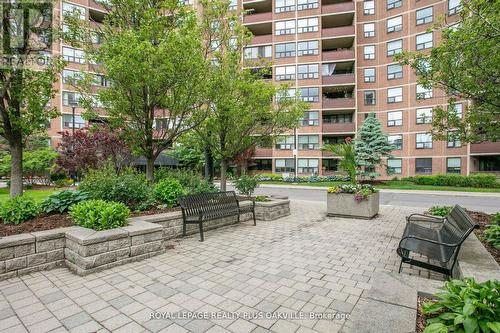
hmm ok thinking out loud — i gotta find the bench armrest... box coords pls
[398,235,460,250]
[406,213,445,224]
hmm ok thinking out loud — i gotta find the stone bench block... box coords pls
[66,227,128,245]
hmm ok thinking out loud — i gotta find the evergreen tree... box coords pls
[355,113,393,179]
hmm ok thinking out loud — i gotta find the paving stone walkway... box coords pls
[0,201,439,333]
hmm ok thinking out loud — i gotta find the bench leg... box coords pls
[252,210,256,226]
[398,259,403,273]
[198,221,204,242]
[182,221,187,237]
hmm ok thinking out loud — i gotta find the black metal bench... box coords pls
[397,205,478,278]
[177,191,256,242]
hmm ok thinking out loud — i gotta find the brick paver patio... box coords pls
[0,201,437,333]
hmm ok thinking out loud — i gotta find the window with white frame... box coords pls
[297,64,319,79]
[229,0,237,10]
[275,0,295,13]
[297,40,319,56]
[364,0,375,15]
[275,20,295,35]
[387,63,403,79]
[299,87,319,102]
[447,158,461,173]
[297,159,319,174]
[62,69,83,84]
[62,91,82,106]
[387,0,402,10]
[276,88,296,101]
[416,158,432,174]
[448,0,461,15]
[62,47,85,63]
[275,43,296,58]
[364,23,375,37]
[416,84,432,100]
[297,0,319,11]
[416,107,432,124]
[387,159,402,174]
[387,39,402,56]
[298,135,320,150]
[244,45,272,59]
[416,7,433,25]
[447,131,461,148]
[62,2,85,20]
[449,103,463,118]
[364,45,375,59]
[300,111,319,126]
[388,111,403,126]
[62,114,85,129]
[416,58,431,75]
[275,159,295,172]
[275,136,295,150]
[93,74,111,88]
[387,87,403,103]
[416,133,433,149]
[388,134,403,150]
[275,66,296,81]
[297,17,319,33]
[364,90,376,105]
[364,68,376,82]
[387,16,402,33]
[416,32,433,50]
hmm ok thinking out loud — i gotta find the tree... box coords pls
[0,147,58,185]
[168,132,206,172]
[196,0,308,191]
[355,113,394,179]
[396,0,500,143]
[64,0,209,181]
[0,1,65,196]
[322,144,356,183]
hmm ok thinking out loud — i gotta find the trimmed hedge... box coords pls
[69,200,130,231]
[256,174,351,183]
[403,174,499,188]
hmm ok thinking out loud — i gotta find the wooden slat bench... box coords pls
[177,191,256,242]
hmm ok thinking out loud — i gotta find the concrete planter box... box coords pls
[327,192,379,219]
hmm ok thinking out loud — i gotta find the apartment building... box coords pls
[48,0,500,178]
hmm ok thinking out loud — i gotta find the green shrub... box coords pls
[484,225,500,249]
[411,174,499,188]
[492,212,500,225]
[0,196,41,225]
[234,175,259,196]
[79,167,153,211]
[154,168,217,194]
[422,278,500,333]
[53,178,73,188]
[41,190,89,214]
[255,195,270,202]
[428,206,453,217]
[69,200,130,231]
[154,178,185,207]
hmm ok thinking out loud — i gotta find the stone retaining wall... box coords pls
[0,198,290,280]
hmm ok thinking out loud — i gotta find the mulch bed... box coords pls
[416,296,434,333]
[0,213,74,237]
[130,206,180,217]
[466,209,500,265]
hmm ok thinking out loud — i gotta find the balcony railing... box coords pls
[322,97,355,108]
[322,73,355,85]
[322,121,355,133]
[250,34,272,45]
[322,2,355,14]
[322,26,355,38]
[470,142,500,154]
[322,49,355,61]
[243,12,272,24]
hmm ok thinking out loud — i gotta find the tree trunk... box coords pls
[146,157,155,182]
[220,159,227,192]
[241,160,247,176]
[204,147,214,181]
[9,139,23,197]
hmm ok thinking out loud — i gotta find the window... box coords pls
[249,159,272,171]
[275,65,296,81]
[297,0,319,11]
[364,68,376,82]
[387,64,403,79]
[299,87,319,102]
[62,114,85,129]
[297,159,319,174]
[416,108,432,124]
[275,159,295,173]
[364,23,375,37]
[244,45,272,59]
[416,7,433,25]
[323,114,353,124]
[416,133,432,149]
[416,84,432,100]
[364,0,375,15]
[416,32,433,50]
[298,135,320,150]
[297,40,319,56]
[447,131,461,148]
[275,43,296,58]
[448,0,461,15]
[276,88,296,101]
[324,136,348,144]
[387,16,402,33]
[62,69,83,84]
[323,159,338,172]
[364,90,376,105]
[449,103,463,118]
[229,0,237,10]
[62,2,85,20]
[387,39,402,56]
[416,158,432,174]
[387,111,403,126]
[297,64,319,79]
[62,91,82,106]
[297,17,318,33]
[388,135,403,150]
[93,74,111,87]
[275,136,295,150]
[300,111,319,126]
[364,45,375,60]
[387,87,403,103]
[447,158,461,174]
[275,0,295,13]
[62,47,85,63]
[387,0,402,10]
[387,159,402,174]
[275,20,295,35]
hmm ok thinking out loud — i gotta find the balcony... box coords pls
[322,26,355,38]
[322,2,355,14]
[250,34,272,45]
[470,142,500,154]
[244,12,272,24]
[322,97,355,109]
[322,73,355,85]
[322,121,355,133]
[254,147,273,157]
[322,49,354,61]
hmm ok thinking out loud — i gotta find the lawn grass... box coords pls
[260,180,500,193]
[0,187,58,204]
